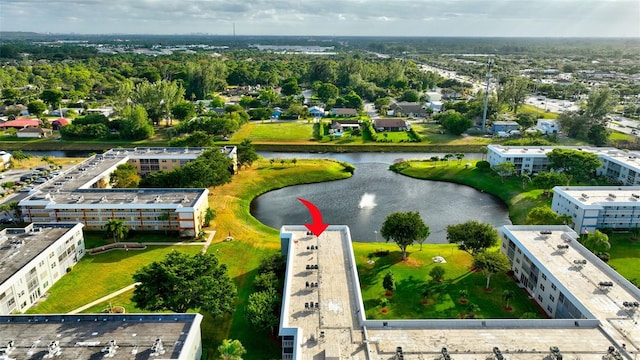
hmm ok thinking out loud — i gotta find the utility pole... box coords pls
[481,58,495,132]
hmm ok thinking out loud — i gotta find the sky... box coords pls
[1,0,638,37]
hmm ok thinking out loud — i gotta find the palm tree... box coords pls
[502,290,514,309]
[217,339,246,360]
[455,152,465,164]
[105,218,129,243]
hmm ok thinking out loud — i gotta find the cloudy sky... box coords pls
[1,0,638,37]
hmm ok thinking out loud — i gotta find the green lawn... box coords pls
[395,160,551,224]
[608,233,640,285]
[231,121,315,142]
[27,245,203,314]
[353,242,543,319]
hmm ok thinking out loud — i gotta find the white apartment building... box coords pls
[0,313,203,359]
[18,147,236,237]
[499,225,639,320]
[278,225,639,360]
[552,186,640,233]
[0,223,85,314]
[487,144,640,185]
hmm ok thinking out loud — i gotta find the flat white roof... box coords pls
[554,186,640,207]
[280,225,640,359]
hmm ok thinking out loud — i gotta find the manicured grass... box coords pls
[519,105,558,119]
[395,160,550,224]
[231,121,315,142]
[412,123,492,145]
[609,131,635,142]
[27,245,203,314]
[607,233,640,284]
[79,289,145,314]
[353,242,543,319]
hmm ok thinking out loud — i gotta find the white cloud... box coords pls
[0,0,637,36]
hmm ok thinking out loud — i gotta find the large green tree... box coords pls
[119,105,154,140]
[237,139,258,170]
[27,100,47,119]
[525,206,563,225]
[491,162,517,184]
[436,110,473,136]
[472,251,510,289]
[131,80,185,125]
[499,77,530,114]
[581,230,611,253]
[132,251,237,315]
[171,101,196,122]
[109,163,140,188]
[447,220,498,255]
[316,83,339,103]
[246,288,280,334]
[40,88,64,108]
[547,148,602,184]
[380,211,430,259]
[531,171,569,197]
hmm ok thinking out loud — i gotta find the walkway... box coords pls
[67,230,217,314]
[68,282,140,314]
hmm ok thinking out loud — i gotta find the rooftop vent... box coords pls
[151,338,165,355]
[47,340,62,357]
[182,196,189,203]
[100,196,108,203]
[154,195,162,203]
[609,193,617,198]
[581,193,589,198]
[633,194,640,199]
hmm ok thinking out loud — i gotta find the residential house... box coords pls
[85,107,114,117]
[0,118,41,129]
[17,127,52,138]
[536,119,560,134]
[309,106,325,118]
[374,118,411,132]
[51,118,70,130]
[272,108,283,118]
[330,120,361,134]
[331,108,358,117]
[492,121,520,133]
[428,101,443,114]
[389,101,428,118]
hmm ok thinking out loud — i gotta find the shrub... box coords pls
[476,161,491,169]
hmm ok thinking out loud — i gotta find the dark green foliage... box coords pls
[380,211,430,259]
[436,110,473,135]
[476,161,491,169]
[447,220,498,255]
[132,251,236,316]
[168,131,215,147]
[383,271,396,292]
[237,139,259,169]
[139,149,232,188]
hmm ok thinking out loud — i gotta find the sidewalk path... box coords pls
[138,230,215,254]
[68,282,140,314]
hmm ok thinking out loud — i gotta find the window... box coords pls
[517,248,521,254]
[547,305,552,312]
[7,298,15,306]
[49,252,55,258]
[551,284,557,291]
[549,294,555,302]
[51,262,56,269]
[514,268,519,274]
[541,274,547,280]
[537,294,543,302]
[540,284,545,291]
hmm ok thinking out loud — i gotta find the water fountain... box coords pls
[358,193,377,209]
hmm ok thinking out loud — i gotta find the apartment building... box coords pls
[18,147,233,237]
[0,223,85,314]
[487,144,640,185]
[0,313,203,359]
[552,186,640,233]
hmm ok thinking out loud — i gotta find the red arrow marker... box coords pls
[297,198,329,237]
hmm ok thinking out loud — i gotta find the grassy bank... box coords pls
[393,160,550,224]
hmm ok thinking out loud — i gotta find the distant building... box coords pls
[331,108,358,117]
[373,118,411,132]
[51,118,70,130]
[85,108,114,117]
[18,147,236,237]
[552,186,640,234]
[16,127,52,138]
[0,313,203,359]
[428,101,443,114]
[389,101,428,118]
[491,121,520,133]
[536,119,560,134]
[0,223,85,314]
[309,106,325,118]
[487,144,640,183]
[0,118,41,129]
